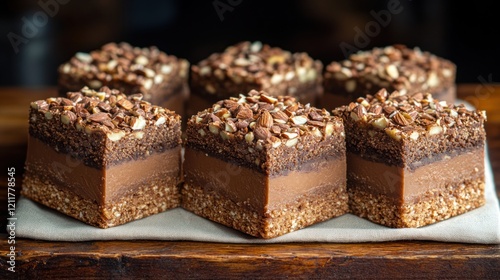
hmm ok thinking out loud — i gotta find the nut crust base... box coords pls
[348,179,485,228]
[22,173,180,228]
[181,183,349,239]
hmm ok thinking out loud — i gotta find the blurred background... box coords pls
[0,0,498,87]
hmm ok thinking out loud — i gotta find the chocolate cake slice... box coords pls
[334,89,486,228]
[58,42,189,115]
[321,45,456,109]
[22,86,182,228]
[183,90,348,238]
[188,41,323,118]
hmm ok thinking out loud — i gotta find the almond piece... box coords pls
[385,128,402,141]
[130,116,146,130]
[372,117,389,129]
[385,65,399,80]
[254,127,271,140]
[260,94,278,104]
[285,138,298,147]
[282,132,298,139]
[409,131,419,140]
[107,131,125,141]
[427,124,443,136]
[208,123,220,134]
[291,115,307,125]
[393,112,410,126]
[236,107,253,120]
[245,132,254,143]
[117,99,134,110]
[257,111,273,128]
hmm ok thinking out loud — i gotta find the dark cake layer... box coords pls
[334,90,486,167]
[187,90,345,175]
[29,87,181,169]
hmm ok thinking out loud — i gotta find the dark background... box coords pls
[0,0,498,87]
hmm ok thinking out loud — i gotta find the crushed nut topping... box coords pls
[58,42,189,94]
[189,89,343,147]
[191,41,323,98]
[30,86,179,141]
[335,88,486,141]
[325,45,456,94]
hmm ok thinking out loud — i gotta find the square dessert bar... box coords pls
[183,90,348,238]
[58,42,189,116]
[321,45,456,109]
[22,86,182,228]
[334,89,486,228]
[188,41,323,118]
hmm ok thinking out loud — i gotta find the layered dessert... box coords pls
[334,89,486,228]
[183,90,347,238]
[188,41,323,118]
[22,86,182,228]
[321,45,456,109]
[58,42,189,116]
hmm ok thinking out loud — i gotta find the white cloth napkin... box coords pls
[14,146,500,244]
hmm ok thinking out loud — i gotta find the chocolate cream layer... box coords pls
[25,136,181,205]
[347,147,484,204]
[184,147,346,214]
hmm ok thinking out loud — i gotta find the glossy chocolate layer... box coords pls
[26,136,181,205]
[183,147,346,214]
[347,148,484,203]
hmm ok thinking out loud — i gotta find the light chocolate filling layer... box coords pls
[347,148,484,203]
[183,147,346,214]
[25,136,181,205]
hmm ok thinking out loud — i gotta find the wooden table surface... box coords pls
[0,85,499,279]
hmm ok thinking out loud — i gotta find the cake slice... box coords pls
[334,89,486,227]
[183,89,348,238]
[22,86,182,228]
[321,45,456,109]
[188,41,323,118]
[58,42,189,115]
